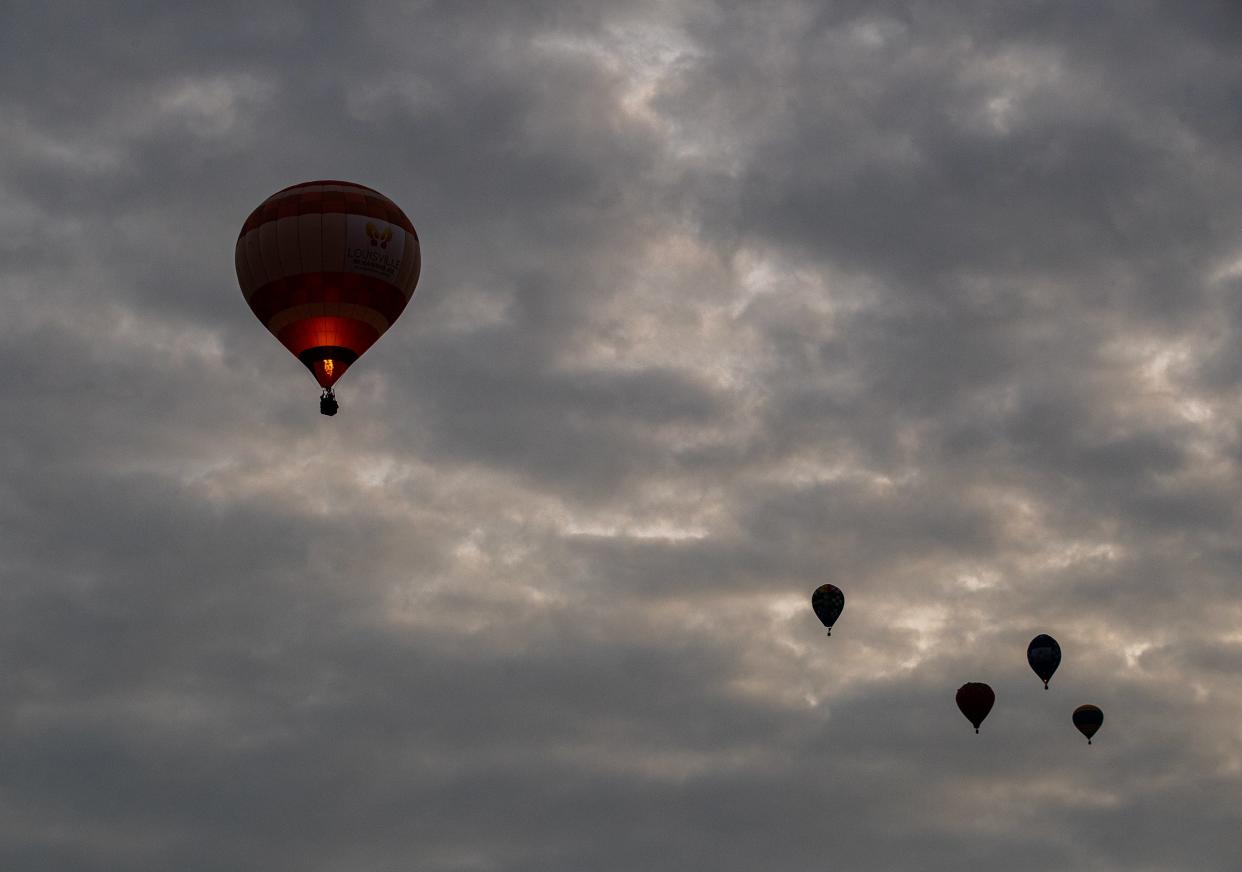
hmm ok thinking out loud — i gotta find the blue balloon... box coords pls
[1027,634,1061,689]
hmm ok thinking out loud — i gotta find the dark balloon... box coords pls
[1073,704,1103,744]
[811,584,845,635]
[1027,634,1062,689]
[956,683,995,733]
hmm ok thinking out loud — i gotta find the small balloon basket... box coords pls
[320,388,339,416]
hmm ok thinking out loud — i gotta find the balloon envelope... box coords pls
[236,180,421,391]
[1027,634,1061,688]
[811,584,845,633]
[956,682,995,733]
[1073,704,1103,744]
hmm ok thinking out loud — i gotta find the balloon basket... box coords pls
[320,388,338,416]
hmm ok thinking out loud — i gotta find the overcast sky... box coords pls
[4,2,1242,869]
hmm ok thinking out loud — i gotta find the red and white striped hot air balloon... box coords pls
[235,180,421,415]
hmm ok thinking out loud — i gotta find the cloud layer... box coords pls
[4,2,1242,869]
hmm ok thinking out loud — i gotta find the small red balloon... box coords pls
[1072,704,1103,744]
[956,682,995,733]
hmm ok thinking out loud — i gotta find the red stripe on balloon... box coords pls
[240,182,417,237]
[247,274,411,326]
[275,316,381,361]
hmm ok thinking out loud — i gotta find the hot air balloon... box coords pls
[811,584,845,635]
[1072,704,1103,744]
[956,682,995,734]
[235,180,421,415]
[1027,634,1061,689]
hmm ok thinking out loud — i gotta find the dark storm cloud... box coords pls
[4,1,1242,870]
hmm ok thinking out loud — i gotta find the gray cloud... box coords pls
[3,1,1242,869]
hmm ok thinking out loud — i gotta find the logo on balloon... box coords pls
[365,222,393,249]
[345,215,405,283]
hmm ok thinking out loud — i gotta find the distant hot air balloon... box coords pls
[1027,634,1061,689]
[811,584,845,635]
[236,180,421,415]
[956,682,995,734]
[1072,704,1103,744]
